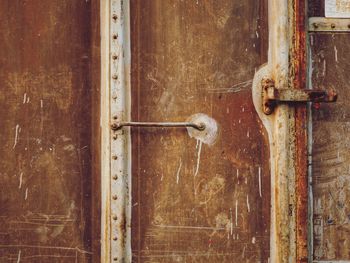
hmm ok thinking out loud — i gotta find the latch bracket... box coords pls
[262,78,338,115]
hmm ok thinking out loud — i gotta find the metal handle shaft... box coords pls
[111,121,205,131]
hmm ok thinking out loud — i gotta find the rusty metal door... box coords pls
[102,0,314,262]
[0,1,101,262]
[3,0,346,263]
[129,1,270,262]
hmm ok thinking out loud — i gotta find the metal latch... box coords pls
[262,79,338,115]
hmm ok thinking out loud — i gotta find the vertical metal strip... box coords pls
[291,1,309,262]
[253,0,305,261]
[101,0,131,262]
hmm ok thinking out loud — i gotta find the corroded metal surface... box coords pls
[291,1,309,262]
[130,1,270,262]
[310,32,350,260]
[0,1,100,262]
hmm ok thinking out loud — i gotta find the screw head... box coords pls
[113,236,118,241]
[112,74,118,80]
[112,195,118,200]
[112,215,118,220]
[112,175,118,180]
[113,34,118,40]
[112,155,118,160]
[112,14,118,20]
[331,23,336,29]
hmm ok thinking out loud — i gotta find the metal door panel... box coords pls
[310,33,350,261]
[0,1,101,262]
[130,1,270,262]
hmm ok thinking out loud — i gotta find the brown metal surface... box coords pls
[0,1,100,262]
[291,0,308,262]
[310,32,350,260]
[130,1,270,262]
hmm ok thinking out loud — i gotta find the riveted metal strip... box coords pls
[101,0,131,262]
[110,0,131,262]
[309,17,350,32]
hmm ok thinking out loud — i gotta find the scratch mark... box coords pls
[25,188,28,200]
[334,45,338,62]
[17,250,21,263]
[13,124,20,149]
[246,194,250,212]
[19,172,23,189]
[194,140,202,177]
[207,79,253,94]
[235,199,238,226]
[23,93,27,104]
[258,166,262,197]
[230,208,233,236]
[176,158,182,184]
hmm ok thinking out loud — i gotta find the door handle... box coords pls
[111,121,205,131]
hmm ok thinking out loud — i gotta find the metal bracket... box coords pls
[262,78,338,115]
[309,17,350,32]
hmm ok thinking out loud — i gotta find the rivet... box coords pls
[112,14,118,20]
[112,74,118,80]
[331,23,336,29]
[112,195,118,200]
[112,54,118,60]
[112,175,118,180]
[113,215,118,220]
[113,34,118,40]
[112,155,118,160]
[113,236,118,241]
[113,115,118,120]
[313,23,318,28]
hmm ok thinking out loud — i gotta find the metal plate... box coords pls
[325,0,350,18]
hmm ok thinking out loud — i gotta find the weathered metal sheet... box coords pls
[310,32,350,261]
[0,1,100,262]
[130,1,270,262]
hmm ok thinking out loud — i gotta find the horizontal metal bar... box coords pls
[111,121,206,131]
[309,17,350,32]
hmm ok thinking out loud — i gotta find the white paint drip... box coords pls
[235,199,238,226]
[17,250,21,263]
[194,140,202,177]
[246,194,250,212]
[258,167,262,197]
[176,158,182,184]
[13,124,20,149]
[19,172,23,189]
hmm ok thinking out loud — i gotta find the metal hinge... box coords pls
[262,79,338,115]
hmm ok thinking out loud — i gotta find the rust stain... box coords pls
[291,0,308,262]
